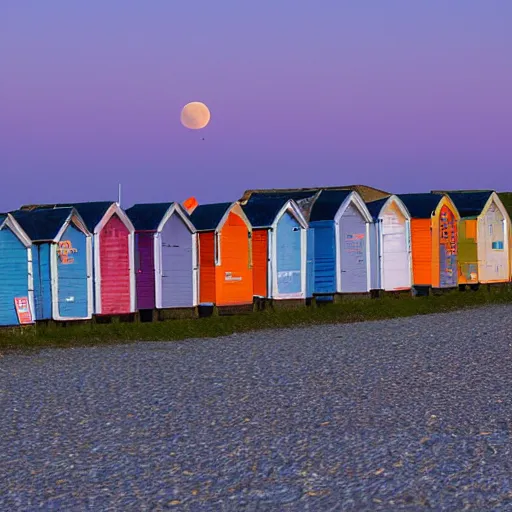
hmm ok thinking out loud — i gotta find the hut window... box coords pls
[489,224,493,235]
[215,232,221,266]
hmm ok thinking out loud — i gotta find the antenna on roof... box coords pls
[118,183,122,207]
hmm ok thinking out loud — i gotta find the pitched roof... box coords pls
[21,201,115,231]
[365,197,389,220]
[189,202,232,231]
[309,189,352,222]
[431,190,493,218]
[498,192,512,218]
[396,193,444,219]
[241,196,291,228]
[0,214,7,226]
[10,207,73,241]
[126,202,174,231]
[240,184,390,203]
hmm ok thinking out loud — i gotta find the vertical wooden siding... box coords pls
[276,212,302,297]
[312,221,336,294]
[57,223,89,319]
[306,228,315,298]
[410,219,432,286]
[252,228,268,298]
[198,232,216,304]
[0,227,30,326]
[215,212,253,306]
[160,214,195,308]
[381,201,410,290]
[135,232,155,309]
[99,214,131,314]
[339,203,368,293]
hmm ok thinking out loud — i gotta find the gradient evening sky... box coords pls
[1,1,511,210]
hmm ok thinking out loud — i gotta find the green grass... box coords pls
[1,286,512,351]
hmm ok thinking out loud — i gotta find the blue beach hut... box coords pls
[241,196,309,301]
[0,214,35,326]
[11,207,93,321]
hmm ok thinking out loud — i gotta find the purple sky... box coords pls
[1,1,511,211]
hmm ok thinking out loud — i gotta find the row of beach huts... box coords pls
[0,185,511,327]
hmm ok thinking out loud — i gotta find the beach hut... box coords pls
[240,196,308,301]
[187,201,253,307]
[21,202,136,316]
[125,202,197,310]
[0,214,35,326]
[498,192,512,281]
[396,193,460,290]
[11,207,93,321]
[366,195,412,292]
[432,190,510,285]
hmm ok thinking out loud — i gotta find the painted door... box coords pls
[480,202,507,282]
[252,229,268,297]
[161,214,194,308]
[306,228,315,298]
[381,202,410,290]
[439,205,458,287]
[0,227,30,326]
[33,244,52,320]
[312,221,336,294]
[135,233,155,309]
[276,212,302,297]
[216,212,253,306]
[57,223,89,318]
[339,203,368,293]
[99,214,131,314]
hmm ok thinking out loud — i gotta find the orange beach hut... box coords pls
[187,201,253,306]
[397,193,460,290]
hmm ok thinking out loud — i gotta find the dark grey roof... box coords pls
[189,202,232,231]
[365,197,389,221]
[20,201,116,231]
[396,193,444,219]
[241,196,293,228]
[10,208,73,241]
[434,190,493,218]
[126,203,175,231]
[309,189,352,222]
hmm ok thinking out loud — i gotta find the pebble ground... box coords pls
[2,305,512,511]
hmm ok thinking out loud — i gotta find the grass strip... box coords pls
[1,286,512,351]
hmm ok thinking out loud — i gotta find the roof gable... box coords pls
[189,202,232,231]
[431,190,494,218]
[365,197,389,220]
[11,207,74,241]
[21,201,115,231]
[396,193,445,219]
[126,203,174,231]
[309,189,352,221]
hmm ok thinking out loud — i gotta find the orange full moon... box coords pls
[180,101,211,130]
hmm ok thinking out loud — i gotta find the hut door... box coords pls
[276,213,302,297]
[160,214,194,308]
[135,233,155,310]
[339,203,367,293]
[439,205,457,287]
[381,204,409,290]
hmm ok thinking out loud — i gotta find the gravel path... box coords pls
[2,305,512,511]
